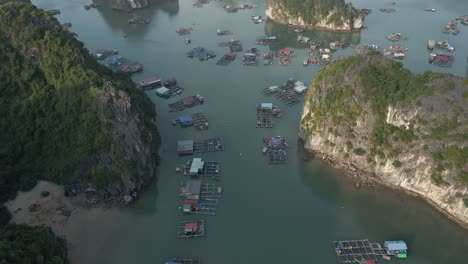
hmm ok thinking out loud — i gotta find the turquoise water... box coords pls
[32,0,468,263]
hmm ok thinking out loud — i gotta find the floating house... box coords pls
[294,85,308,94]
[260,103,273,110]
[155,86,170,97]
[135,76,161,89]
[179,114,193,127]
[177,140,194,155]
[189,158,204,176]
[384,240,408,258]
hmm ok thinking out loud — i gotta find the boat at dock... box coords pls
[106,57,143,73]
[424,8,436,12]
[256,36,278,45]
[216,52,236,66]
[84,3,101,10]
[46,9,60,16]
[94,49,118,60]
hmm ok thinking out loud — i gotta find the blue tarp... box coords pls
[179,114,193,123]
[272,138,282,143]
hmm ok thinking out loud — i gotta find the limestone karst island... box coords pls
[0,0,467,263]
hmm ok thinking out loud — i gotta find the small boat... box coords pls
[262,147,268,154]
[424,8,436,12]
[382,255,391,260]
[427,39,435,50]
[303,58,309,66]
[294,28,304,33]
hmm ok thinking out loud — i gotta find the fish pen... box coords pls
[177,220,205,238]
[263,136,288,164]
[333,240,377,263]
[200,183,223,198]
[176,159,221,179]
[167,258,200,264]
[229,40,243,53]
[261,79,306,106]
[183,198,218,216]
[168,95,204,112]
[193,137,225,153]
[216,53,236,66]
[187,47,216,61]
[256,107,273,128]
[192,113,209,130]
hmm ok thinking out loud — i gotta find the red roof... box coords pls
[185,222,198,230]
[365,261,376,264]
[226,52,235,57]
[279,48,290,53]
[136,76,160,87]
[436,56,449,61]
[184,199,198,205]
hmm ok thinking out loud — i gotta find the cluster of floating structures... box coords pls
[256,103,282,128]
[379,8,396,13]
[187,47,216,61]
[262,79,308,106]
[192,0,210,8]
[168,95,204,112]
[105,56,143,73]
[223,4,257,13]
[383,44,408,59]
[262,136,288,164]
[333,239,408,263]
[177,27,193,35]
[256,36,279,45]
[442,20,460,35]
[428,53,454,67]
[172,113,208,130]
[456,15,468,25]
[427,40,455,52]
[385,32,405,42]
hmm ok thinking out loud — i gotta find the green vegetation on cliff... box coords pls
[0,2,156,203]
[0,224,68,263]
[268,0,361,27]
[301,53,467,188]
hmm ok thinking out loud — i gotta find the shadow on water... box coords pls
[263,19,361,50]
[296,143,468,263]
[97,0,179,36]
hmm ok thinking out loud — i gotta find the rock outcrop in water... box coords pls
[265,0,364,32]
[0,2,159,205]
[300,53,468,227]
[108,0,175,11]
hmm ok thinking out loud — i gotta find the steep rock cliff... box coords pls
[300,53,468,226]
[265,0,363,31]
[0,2,159,204]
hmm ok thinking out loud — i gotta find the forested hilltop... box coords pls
[0,2,159,261]
[265,0,364,31]
[300,52,468,226]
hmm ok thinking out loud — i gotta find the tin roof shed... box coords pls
[190,158,204,175]
[184,222,198,231]
[186,180,201,195]
[177,140,194,155]
[294,85,308,94]
[260,103,273,109]
[384,240,408,253]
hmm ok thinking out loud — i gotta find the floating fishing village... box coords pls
[24,0,467,263]
[80,1,468,263]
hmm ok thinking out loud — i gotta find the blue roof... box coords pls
[384,241,408,251]
[179,114,193,123]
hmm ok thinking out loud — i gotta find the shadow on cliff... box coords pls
[96,0,179,37]
[263,19,361,50]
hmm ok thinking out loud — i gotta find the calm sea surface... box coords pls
[32,0,468,263]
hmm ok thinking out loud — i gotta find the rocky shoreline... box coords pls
[299,137,468,230]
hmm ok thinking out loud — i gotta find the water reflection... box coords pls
[97,0,179,36]
[263,19,361,50]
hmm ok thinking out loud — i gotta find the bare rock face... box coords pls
[110,0,149,10]
[265,0,364,32]
[300,53,468,227]
[0,0,30,4]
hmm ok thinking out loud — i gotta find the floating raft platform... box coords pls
[168,95,204,112]
[166,258,200,264]
[187,47,216,61]
[200,183,223,198]
[177,159,221,179]
[263,136,288,164]
[177,220,205,238]
[334,240,377,263]
[183,198,218,216]
[261,79,307,106]
[194,137,224,153]
[192,113,209,130]
[216,53,236,66]
[256,103,282,128]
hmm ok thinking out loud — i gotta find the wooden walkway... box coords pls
[193,137,224,153]
[256,107,273,128]
[261,79,304,106]
[333,240,378,263]
[192,113,208,130]
[185,198,218,216]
